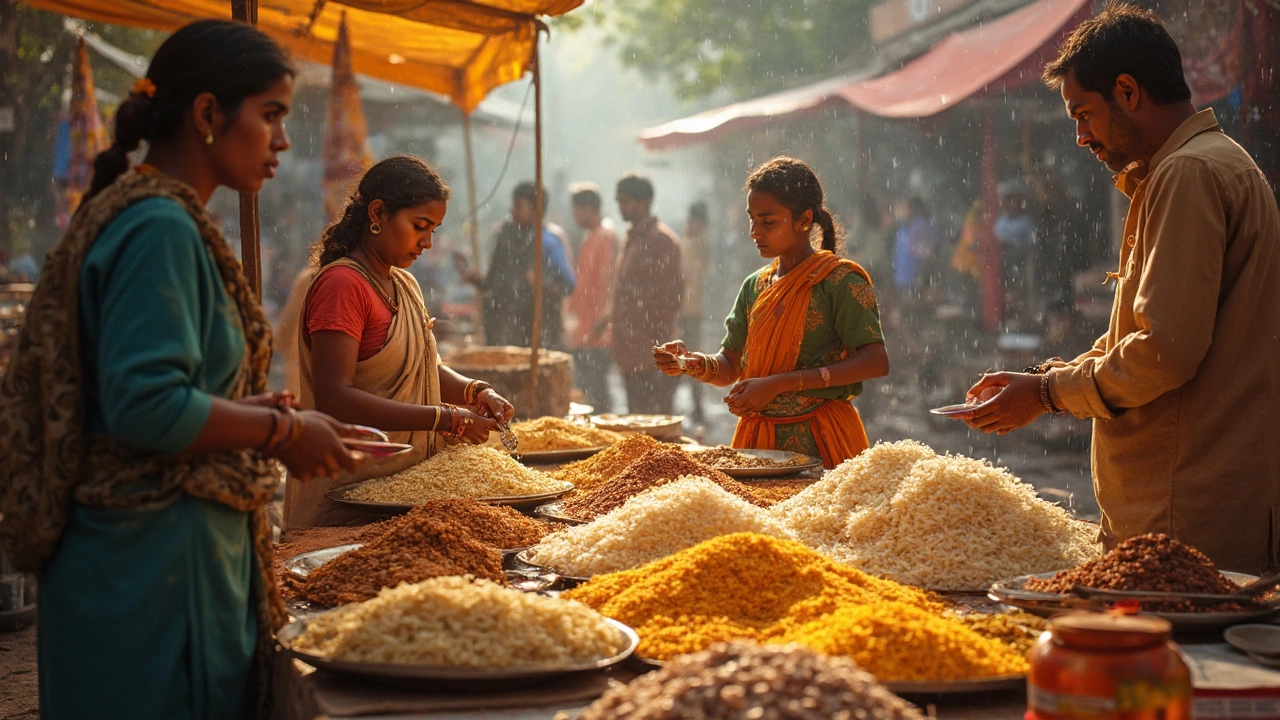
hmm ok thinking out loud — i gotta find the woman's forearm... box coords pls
[312,383,440,432]
[184,398,277,454]
[773,342,890,391]
[438,364,473,405]
[703,349,742,388]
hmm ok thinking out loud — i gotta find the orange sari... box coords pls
[730,251,871,468]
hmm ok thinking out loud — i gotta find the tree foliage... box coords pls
[587,0,876,101]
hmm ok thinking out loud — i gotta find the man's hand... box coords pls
[960,372,1045,435]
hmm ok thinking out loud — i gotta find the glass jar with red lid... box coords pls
[1026,612,1191,720]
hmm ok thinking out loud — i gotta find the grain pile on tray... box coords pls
[344,444,569,504]
[564,533,1028,680]
[689,445,807,469]
[524,477,792,577]
[504,416,624,453]
[301,512,504,606]
[579,642,926,720]
[293,576,624,666]
[553,433,660,494]
[746,479,817,505]
[557,445,766,522]
[1023,533,1250,612]
[771,440,1099,591]
[410,498,560,548]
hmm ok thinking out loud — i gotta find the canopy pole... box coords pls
[232,0,263,300]
[527,35,544,403]
[462,110,483,340]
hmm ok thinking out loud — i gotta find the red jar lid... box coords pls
[1049,612,1172,651]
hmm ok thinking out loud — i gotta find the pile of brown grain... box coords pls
[409,498,561,548]
[553,433,660,494]
[302,512,504,607]
[1023,533,1246,612]
[579,641,925,720]
[556,445,766,522]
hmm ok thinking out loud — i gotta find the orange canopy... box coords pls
[19,0,583,112]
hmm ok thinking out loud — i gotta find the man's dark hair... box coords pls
[688,201,708,223]
[616,173,655,203]
[1043,2,1191,105]
[513,180,549,208]
[570,182,602,212]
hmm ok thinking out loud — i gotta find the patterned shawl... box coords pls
[0,170,287,710]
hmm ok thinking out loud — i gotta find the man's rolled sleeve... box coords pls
[1048,157,1226,420]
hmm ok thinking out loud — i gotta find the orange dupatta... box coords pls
[730,250,872,468]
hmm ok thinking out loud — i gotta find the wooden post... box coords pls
[0,0,15,254]
[231,0,263,300]
[462,110,483,339]
[528,36,544,398]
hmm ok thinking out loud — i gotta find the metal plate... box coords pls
[533,502,587,526]
[278,615,638,685]
[883,675,1026,695]
[513,549,592,585]
[589,413,684,439]
[990,571,1280,632]
[324,481,575,513]
[689,448,823,479]
[287,544,533,581]
[285,544,363,579]
[513,446,608,464]
[631,654,1024,694]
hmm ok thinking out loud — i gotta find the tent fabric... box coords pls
[639,0,1088,150]
[322,14,373,221]
[19,0,583,112]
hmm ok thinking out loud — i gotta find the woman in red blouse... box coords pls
[283,156,516,528]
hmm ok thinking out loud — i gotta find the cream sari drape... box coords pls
[282,259,441,529]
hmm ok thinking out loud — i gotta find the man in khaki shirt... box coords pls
[963,4,1280,573]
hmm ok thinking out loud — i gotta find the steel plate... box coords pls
[990,571,1280,632]
[324,481,574,513]
[512,446,608,464]
[533,502,587,525]
[689,448,823,479]
[513,549,592,585]
[285,544,363,579]
[589,413,684,439]
[883,675,1026,695]
[279,616,638,685]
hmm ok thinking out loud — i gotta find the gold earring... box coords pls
[370,222,382,235]
[204,131,214,146]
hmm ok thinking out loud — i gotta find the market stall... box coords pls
[266,422,1280,720]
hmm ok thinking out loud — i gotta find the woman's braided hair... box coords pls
[312,156,451,267]
[85,20,293,204]
[744,156,845,255]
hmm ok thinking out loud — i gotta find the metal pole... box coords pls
[462,110,483,340]
[232,0,263,300]
[527,36,544,402]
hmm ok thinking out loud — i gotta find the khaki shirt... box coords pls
[1048,109,1280,574]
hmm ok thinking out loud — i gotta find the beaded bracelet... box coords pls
[1038,375,1061,415]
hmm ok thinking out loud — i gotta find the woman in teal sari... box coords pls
[0,21,363,720]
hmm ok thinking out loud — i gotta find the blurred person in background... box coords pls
[456,181,576,349]
[655,157,889,468]
[891,195,939,302]
[994,180,1038,328]
[963,3,1280,574]
[681,201,710,422]
[608,172,684,414]
[565,183,618,413]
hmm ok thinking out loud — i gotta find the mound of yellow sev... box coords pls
[563,533,1028,681]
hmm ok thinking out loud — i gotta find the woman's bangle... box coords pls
[259,408,284,453]
[795,371,805,393]
[431,406,443,433]
[464,380,494,405]
[264,407,303,456]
